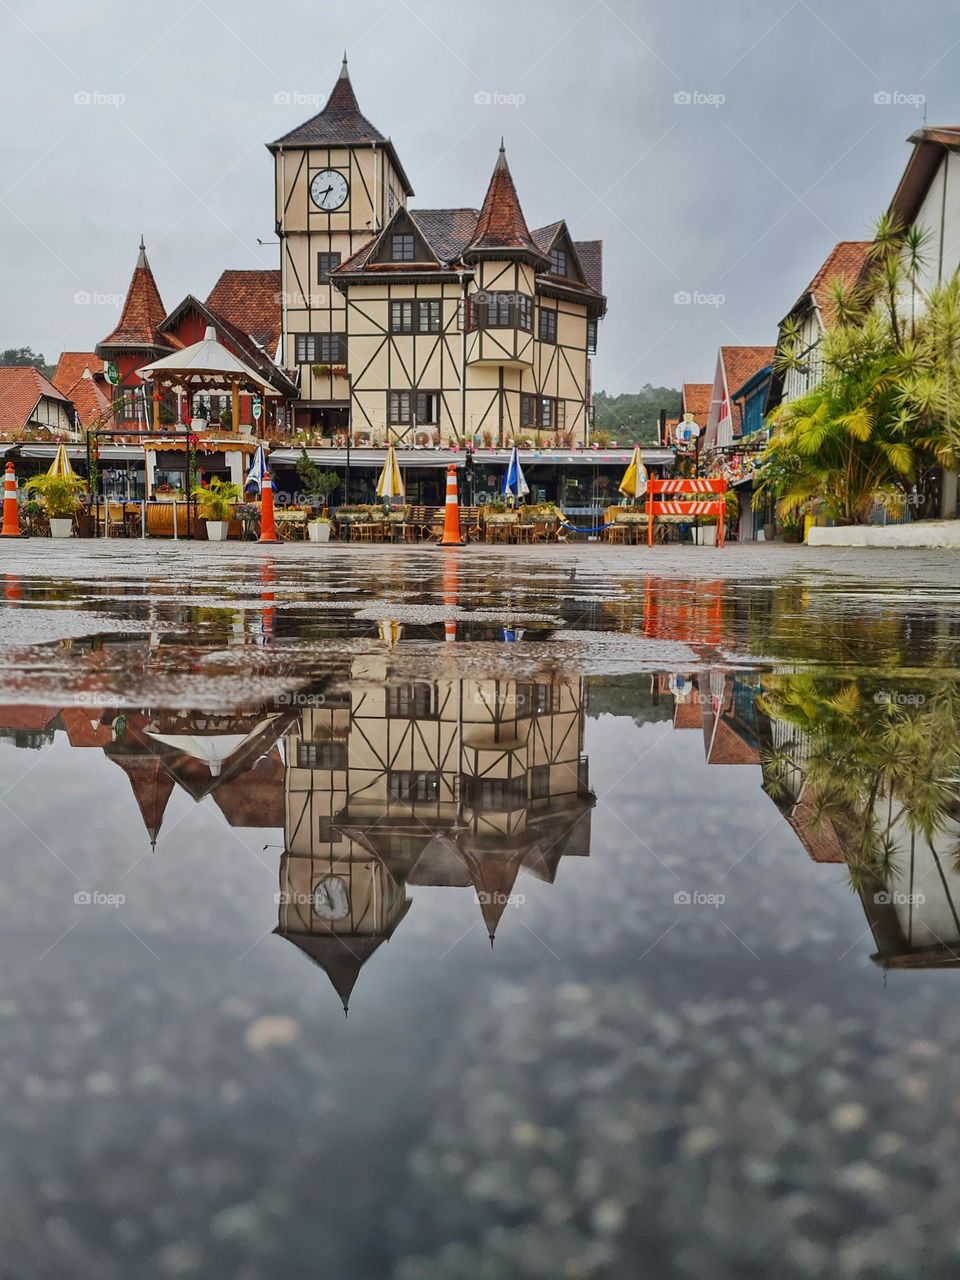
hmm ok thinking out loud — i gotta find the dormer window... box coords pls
[550,246,567,276]
[392,233,415,262]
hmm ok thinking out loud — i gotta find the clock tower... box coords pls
[268,56,414,431]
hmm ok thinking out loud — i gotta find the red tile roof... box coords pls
[0,367,70,436]
[465,145,547,264]
[65,369,113,428]
[98,241,172,354]
[720,346,775,433]
[205,270,282,353]
[786,240,872,329]
[573,240,603,295]
[682,382,711,422]
[52,352,101,396]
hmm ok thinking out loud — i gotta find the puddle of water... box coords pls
[1,552,959,1277]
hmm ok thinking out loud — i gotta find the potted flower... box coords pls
[24,472,87,538]
[190,476,242,541]
[308,515,333,543]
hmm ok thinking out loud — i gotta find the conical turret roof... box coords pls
[98,239,172,356]
[464,143,548,266]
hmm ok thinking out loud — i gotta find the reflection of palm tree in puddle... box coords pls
[757,673,960,968]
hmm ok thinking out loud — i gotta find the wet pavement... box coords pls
[0,542,958,1278]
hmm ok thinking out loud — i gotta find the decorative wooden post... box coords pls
[152,379,161,431]
[231,380,240,433]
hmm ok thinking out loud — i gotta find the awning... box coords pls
[18,444,145,461]
[268,447,676,470]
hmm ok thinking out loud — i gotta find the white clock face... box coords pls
[310,169,349,211]
[313,874,350,920]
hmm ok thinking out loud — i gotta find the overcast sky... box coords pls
[0,0,954,392]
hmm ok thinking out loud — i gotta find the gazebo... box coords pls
[137,324,284,433]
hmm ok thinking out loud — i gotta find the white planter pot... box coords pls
[191,418,208,431]
[205,520,230,542]
[308,522,331,543]
[692,525,717,546]
[49,518,73,538]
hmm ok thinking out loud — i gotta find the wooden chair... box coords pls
[97,502,127,536]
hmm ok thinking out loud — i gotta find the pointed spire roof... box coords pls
[268,57,413,195]
[461,847,526,943]
[97,240,173,356]
[108,755,175,847]
[464,143,549,266]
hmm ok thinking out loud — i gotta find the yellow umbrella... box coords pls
[47,444,75,478]
[376,443,405,501]
[619,445,648,499]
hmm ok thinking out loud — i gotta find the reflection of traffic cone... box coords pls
[1,463,20,538]
[4,575,20,601]
[443,556,458,642]
[439,464,463,546]
[260,561,275,643]
[259,471,277,543]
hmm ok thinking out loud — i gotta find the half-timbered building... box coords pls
[269,59,606,447]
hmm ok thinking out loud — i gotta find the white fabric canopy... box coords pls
[137,326,282,395]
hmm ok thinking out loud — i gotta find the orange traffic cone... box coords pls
[1,462,19,538]
[439,464,463,546]
[259,471,277,543]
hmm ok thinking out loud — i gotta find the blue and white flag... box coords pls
[245,445,269,491]
[502,445,530,501]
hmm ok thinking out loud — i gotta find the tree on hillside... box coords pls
[0,347,51,377]
[593,385,681,444]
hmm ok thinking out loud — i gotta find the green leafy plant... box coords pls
[190,476,242,522]
[295,448,340,508]
[24,472,87,518]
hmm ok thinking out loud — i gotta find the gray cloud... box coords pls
[0,0,948,391]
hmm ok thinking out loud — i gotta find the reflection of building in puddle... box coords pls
[276,663,595,1010]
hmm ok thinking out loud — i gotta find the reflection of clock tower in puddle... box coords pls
[268,56,414,435]
[275,667,595,1010]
